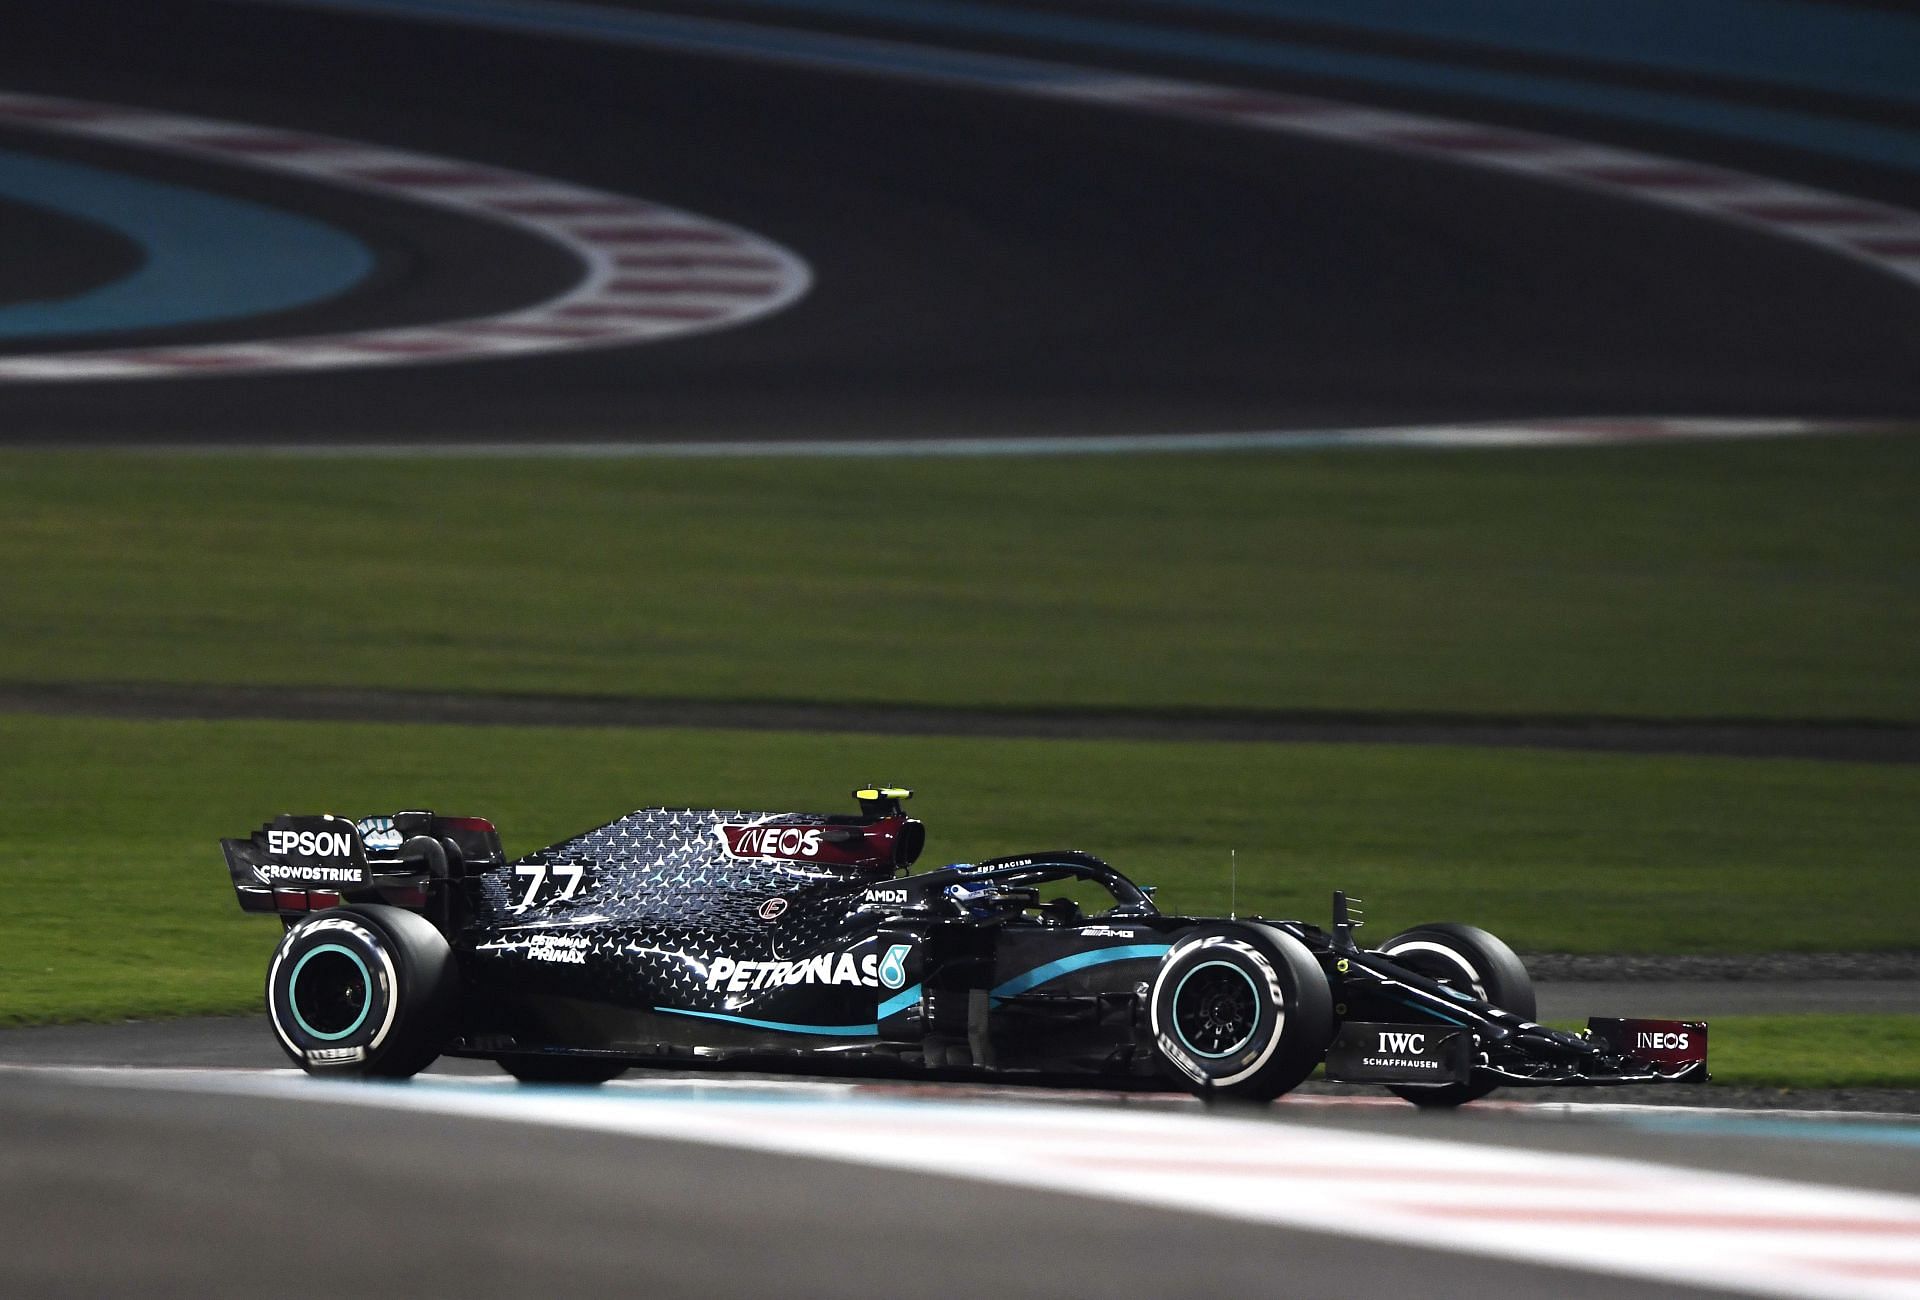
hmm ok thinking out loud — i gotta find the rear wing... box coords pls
[222,810,504,921]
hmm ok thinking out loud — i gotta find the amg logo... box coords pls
[266,828,355,858]
[1376,1030,1427,1054]
[720,825,825,861]
[1637,1030,1691,1050]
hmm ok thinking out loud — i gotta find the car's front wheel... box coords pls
[1148,923,1333,1102]
[266,904,456,1079]
[1376,921,1534,1108]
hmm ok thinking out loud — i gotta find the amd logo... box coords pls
[1376,1030,1427,1054]
[1637,1030,1691,1050]
[863,887,908,905]
[266,828,354,857]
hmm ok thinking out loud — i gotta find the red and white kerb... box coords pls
[1055,78,1920,292]
[0,92,811,382]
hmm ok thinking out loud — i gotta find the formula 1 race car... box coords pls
[220,788,1707,1104]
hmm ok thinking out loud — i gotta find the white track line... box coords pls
[10,1062,1919,1124]
[249,0,1920,296]
[20,1063,1920,1300]
[1057,79,1920,293]
[0,93,810,382]
[4,8,1916,465]
[18,1062,1920,1128]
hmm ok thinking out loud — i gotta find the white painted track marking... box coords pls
[6,7,1920,403]
[12,1064,1920,1124]
[1075,78,1920,293]
[249,0,1920,296]
[0,94,811,382]
[18,1064,1920,1299]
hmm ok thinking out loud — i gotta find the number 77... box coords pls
[512,863,547,912]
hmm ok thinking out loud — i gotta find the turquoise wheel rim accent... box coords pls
[288,943,374,1041]
[1171,959,1262,1059]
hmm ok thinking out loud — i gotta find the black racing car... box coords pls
[220,787,1707,1104]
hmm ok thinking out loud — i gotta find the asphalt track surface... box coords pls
[2,1017,1917,1299]
[0,1071,1754,1300]
[3,0,1919,444]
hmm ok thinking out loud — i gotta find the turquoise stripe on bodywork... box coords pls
[656,1005,883,1036]
[1387,995,1469,1027]
[991,943,1171,1000]
[877,985,924,1019]
[656,982,925,1037]
[650,944,1171,1038]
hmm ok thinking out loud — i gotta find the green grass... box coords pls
[4,713,1915,1025]
[3,434,1917,720]
[1700,1016,1920,1089]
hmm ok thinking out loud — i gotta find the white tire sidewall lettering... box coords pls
[268,914,401,1059]
[1150,933,1289,1088]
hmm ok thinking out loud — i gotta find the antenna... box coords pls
[1230,849,1237,920]
[1332,890,1365,953]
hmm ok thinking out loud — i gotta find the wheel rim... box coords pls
[1170,960,1261,1058]
[288,943,373,1041]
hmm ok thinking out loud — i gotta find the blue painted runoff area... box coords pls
[1619,1113,1920,1149]
[262,0,1093,86]
[689,0,1920,173]
[0,148,373,339]
[1123,0,1920,109]
[254,0,1920,173]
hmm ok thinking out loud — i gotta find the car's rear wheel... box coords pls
[499,1056,628,1085]
[1376,922,1534,1108]
[266,904,455,1079]
[1149,923,1333,1102]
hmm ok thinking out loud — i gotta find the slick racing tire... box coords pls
[266,905,456,1079]
[499,1056,628,1085]
[1149,923,1333,1102]
[1376,922,1534,1109]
